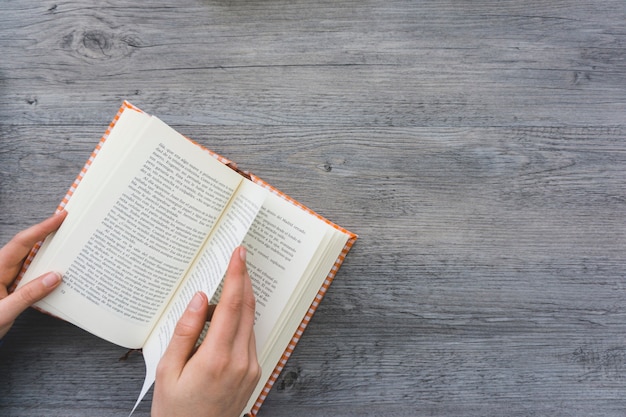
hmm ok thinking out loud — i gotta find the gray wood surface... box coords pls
[1,1,626,416]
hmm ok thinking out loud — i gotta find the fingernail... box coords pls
[239,246,247,262]
[188,292,205,312]
[42,272,62,288]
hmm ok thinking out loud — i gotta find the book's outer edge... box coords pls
[13,101,358,417]
[11,101,143,292]
[174,111,359,417]
[165,127,358,416]
[248,234,357,417]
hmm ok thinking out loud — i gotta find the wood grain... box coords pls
[1,0,626,416]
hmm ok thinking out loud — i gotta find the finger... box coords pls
[200,247,250,353]
[247,328,261,384]
[0,271,61,331]
[235,256,259,385]
[1,211,67,263]
[158,292,208,380]
[0,211,67,284]
[237,252,257,351]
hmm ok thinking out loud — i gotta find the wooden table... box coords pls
[1,1,625,416]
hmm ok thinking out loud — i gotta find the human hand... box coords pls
[152,246,261,417]
[0,211,66,339]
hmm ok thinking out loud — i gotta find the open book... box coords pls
[16,101,357,417]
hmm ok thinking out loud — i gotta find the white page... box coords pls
[20,113,243,347]
[240,193,340,415]
[243,192,327,349]
[133,179,268,413]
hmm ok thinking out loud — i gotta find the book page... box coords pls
[243,193,328,349]
[135,189,347,415]
[240,192,351,416]
[20,108,151,293]
[207,191,345,352]
[134,179,268,412]
[19,114,243,348]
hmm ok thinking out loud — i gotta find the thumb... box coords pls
[157,292,208,379]
[0,271,61,338]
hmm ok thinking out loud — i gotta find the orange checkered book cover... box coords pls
[16,101,357,417]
